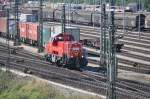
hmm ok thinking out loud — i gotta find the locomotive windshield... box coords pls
[53,33,74,42]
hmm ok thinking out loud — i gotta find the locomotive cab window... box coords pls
[53,33,75,41]
[52,37,59,46]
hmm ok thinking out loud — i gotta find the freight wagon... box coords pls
[19,23,80,46]
[41,9,146,31]
[19,22,51,46]
[0,17,16,38]
[114,13,145,30]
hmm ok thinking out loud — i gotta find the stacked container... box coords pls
[0,17,7,33]
[19,22,28,42]
[28,23,39,41]
[50,25,80,41]
[20,14,38,22]
[19,22,51,46]
[43,26,51,46]
[0,17,15,38]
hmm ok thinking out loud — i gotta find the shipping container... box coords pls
[26,14,38,22]
[19,22,28,38]
[50,26,62,38]
[27,23,51,46]
[50,25,80,41]
[28,23,39,41]
[0,17,7,33]
[42,25,51,46]
[66,27,80,41]
[0,17,16,38]
[20,14,38,22]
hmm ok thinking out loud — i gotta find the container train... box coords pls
[0,17,88,70]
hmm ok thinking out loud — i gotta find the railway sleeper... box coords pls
[15,59,25,63]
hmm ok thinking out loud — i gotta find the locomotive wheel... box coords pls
[79,57,88,67]
[56,60,62,67]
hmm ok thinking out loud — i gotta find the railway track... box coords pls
[48,22,150,75]
[1,20,150,74]
[0,43,150,98]
[1,21,150,75]
[1,22,150,74]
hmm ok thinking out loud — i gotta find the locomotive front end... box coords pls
[67,42,88,70]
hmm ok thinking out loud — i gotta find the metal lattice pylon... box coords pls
[38,0,44,53]
[14,0,21,46]
[100,0,117,99]
[107,0,117,98]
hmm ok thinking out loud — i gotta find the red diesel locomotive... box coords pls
[45,33,88,70]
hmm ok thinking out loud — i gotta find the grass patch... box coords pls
[0,70,100,99]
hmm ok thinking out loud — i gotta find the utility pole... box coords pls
[62,4,66,33]
[122,0,125,33]
[14,0,20,46]
[100,3,107,67]
[38,0,44,53]
[6,8,10,71]
[62,4,67,65]
[106,0,117,98]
